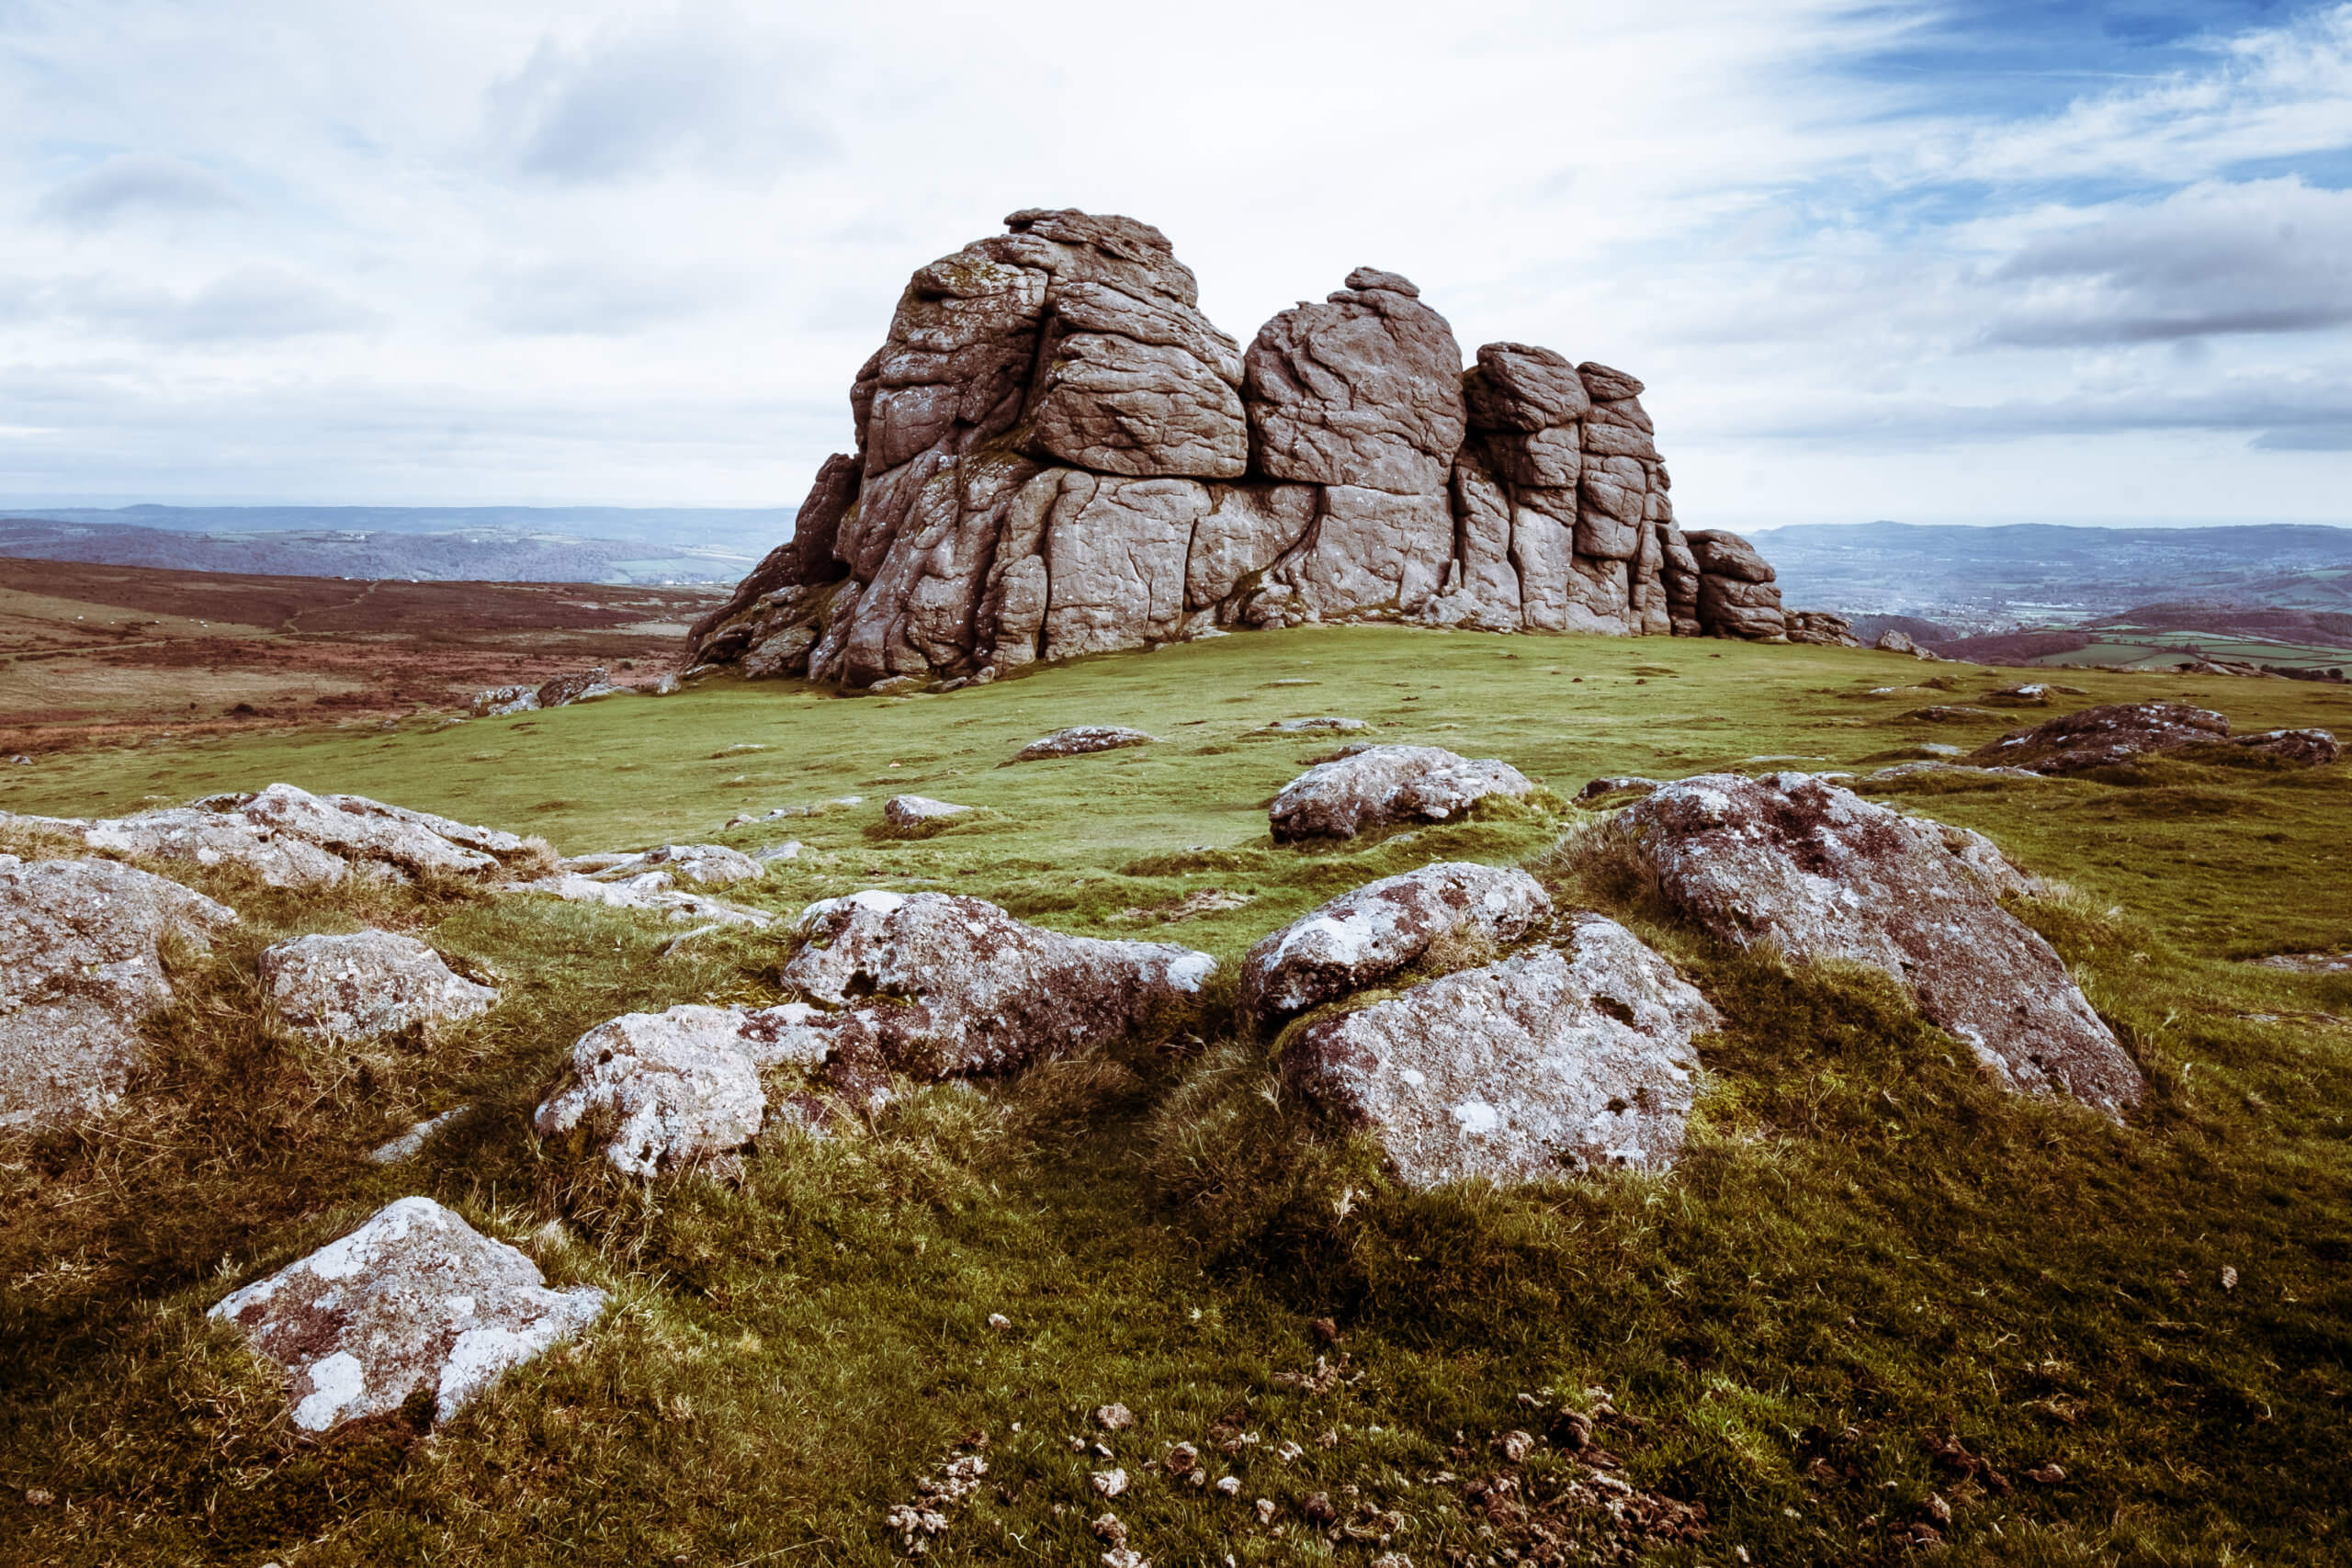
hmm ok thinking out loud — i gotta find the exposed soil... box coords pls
[0,556,725,754]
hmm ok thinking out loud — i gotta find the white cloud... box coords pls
[34,152,246,225]
[0,0,2339,524]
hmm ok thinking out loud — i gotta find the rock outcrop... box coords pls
[0,855,240,1129]
[258,931,497,1045]
[1282,914,1718,1186]
[1269,744,1538,840]
[1968,702,2341,774]
[9,784,546,887]
[1008,726,1159,762]
[1611,773,2143,1118]
[209,1196,605,1431]
[684,209,1786,689]
[1238,862,1553,1032]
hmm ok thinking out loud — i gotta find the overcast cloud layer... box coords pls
[1,0,2347,526]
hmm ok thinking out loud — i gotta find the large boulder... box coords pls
[1269,745,1539,841]
[534,1006,769,1177]
[258,931,497,1045]
[779,891,1214,1079]
[1243,268,1466,496]
[1282,915,1717,1186]
[1238,862,1553,1032]
[209,1196,605,1431]
[1612,773,2143,1118]
[0,856,239,1129]
[1968,702,2338,774]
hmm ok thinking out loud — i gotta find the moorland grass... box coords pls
[2,625,2348,1565]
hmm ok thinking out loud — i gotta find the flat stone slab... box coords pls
[209,1196,605,1431]
[1007,727,1159,763]
[1283,915,1718,1186]
[884,795,975,831]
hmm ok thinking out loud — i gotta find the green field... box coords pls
[6,626,2351,1566]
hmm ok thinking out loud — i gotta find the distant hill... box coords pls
[5,503,792,553]
[1755,521,2352,624]
[0,515,767,585]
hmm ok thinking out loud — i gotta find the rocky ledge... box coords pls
[685,209,1791,692]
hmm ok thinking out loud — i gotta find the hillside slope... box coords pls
[4,627,2349,1565]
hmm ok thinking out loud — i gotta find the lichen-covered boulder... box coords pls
[1009,726,1159,762]
[780,891,1214,1078]
[1269,744,1538,841]
[209,1196,605,1431]
[258,931,496,1045]
[1966,702,2240,775]
[18,805,351,888]
[534,1006,768,1177]
[0,856,238,1129]
[1613,773,2142,1117]
[233,784,519,880]
[1283,916,1717,1186]
[2230,728,2341,765]
[1238,862,1553,1032]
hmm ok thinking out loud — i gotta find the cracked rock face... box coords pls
[209,1196,605,1431]
[535,1006,769,1177]
[780,891,1214,1080]
[0,855,240,1129]
[1613,772,2143,1118]
[1283,915,1718,1187]
[685,210,1787,690]
[1269,744,1538,841]
[1238,862,1553,1032]
[259,931,497,1045]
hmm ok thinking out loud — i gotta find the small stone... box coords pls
[1216,1475,1241,1496]
[987,1313,1012,1332]
[1163,1442,1199,1474]
[884,795,975,832]
[1254,1497,1277,1525]
[1009,727,1159,763]
[1371,1555,1414,1568]
[2222,1266,2238,1291]
[1091,1469,1129,1498]
[1302,1492,1337,1526]
[2026,1463,2066,1484]
[1274,1439,1304,1463]
[1091,1512,1129,1547]
[1498,1429,1535,1462]
[1925,1494,1952,1524]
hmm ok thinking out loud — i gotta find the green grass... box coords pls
[4,626,2350,1565]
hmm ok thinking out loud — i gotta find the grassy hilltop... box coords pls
[4,626,2350,1566]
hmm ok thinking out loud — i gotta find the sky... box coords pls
[1,0,2347,529]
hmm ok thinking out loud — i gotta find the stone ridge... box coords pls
[688,208,1788,688]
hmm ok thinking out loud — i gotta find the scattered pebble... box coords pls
[1163,1442,1199,1475]
[2222,1266,2239,1291]
[1091,1469,1128,1498]
[987,1312,1012,1332]
[1498,1429,1535,1462]
[1255,1498,1277,1524]
[1091,1512,1128,1547]
[1275,1439,1304,1463]
[1096,1402,1136,1431]
[1216,1475,1241,1496]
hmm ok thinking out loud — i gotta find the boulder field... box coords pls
[684,209,1793,692]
